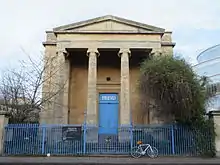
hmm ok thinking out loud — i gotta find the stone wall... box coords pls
[0,111,8,155]
[212,112,220,157]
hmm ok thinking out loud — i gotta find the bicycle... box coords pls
[131,140,158,158]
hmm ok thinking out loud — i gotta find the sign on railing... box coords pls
[62,126,82,141]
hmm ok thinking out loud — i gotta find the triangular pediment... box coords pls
[53,15,165,33]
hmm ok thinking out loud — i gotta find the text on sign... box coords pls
[101,95,117,101]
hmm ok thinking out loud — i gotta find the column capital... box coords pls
[150,48,162,56]
[118,48,131,57]
[63,50,70,59]
[56,48,69,56]
[0,110,10,117]
[87,48,100,57]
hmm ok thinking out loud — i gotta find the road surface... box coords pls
[0,156,220,164]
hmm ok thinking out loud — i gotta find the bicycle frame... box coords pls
[138,144,153,155]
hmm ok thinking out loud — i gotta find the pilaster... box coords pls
[40,45,70,124]
[0,111,9,155]
[211,111,220,157]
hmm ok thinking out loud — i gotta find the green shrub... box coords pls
[139,55,216,157]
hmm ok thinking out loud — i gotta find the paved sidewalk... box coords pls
[0,157,220,165]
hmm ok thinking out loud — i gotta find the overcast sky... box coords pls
[0,0,219,70]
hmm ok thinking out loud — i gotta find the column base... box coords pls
[85,114,97,126]
[215,151,220,157]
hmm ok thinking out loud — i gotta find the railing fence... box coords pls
[3,124,213,156]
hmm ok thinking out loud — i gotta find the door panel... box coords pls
[99,93,119,135]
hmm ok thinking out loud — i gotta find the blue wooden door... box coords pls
[99,93,119,135]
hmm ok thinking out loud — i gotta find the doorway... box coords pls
[98,93,119,135]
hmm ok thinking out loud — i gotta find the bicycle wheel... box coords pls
[147,147,158,158]
[131,146,142,158]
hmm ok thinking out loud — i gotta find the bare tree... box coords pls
[0,50,67,123]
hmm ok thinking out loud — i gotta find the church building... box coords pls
[40,15,175,134]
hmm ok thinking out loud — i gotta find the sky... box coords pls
[0,0,219,71]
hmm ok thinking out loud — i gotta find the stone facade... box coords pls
[40,15,175,125]
[0,111,9,154]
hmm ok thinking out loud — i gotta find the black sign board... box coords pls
[62,126,82,141]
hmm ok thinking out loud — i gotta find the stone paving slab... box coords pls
[0,157,220,165]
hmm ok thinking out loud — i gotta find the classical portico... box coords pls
[40,15,175,128]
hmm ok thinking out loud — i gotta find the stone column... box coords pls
[53,49,69,124]
[62,52,70,124]
[86,48,99,125]
[0,111,9,155]
[118,48,131,125]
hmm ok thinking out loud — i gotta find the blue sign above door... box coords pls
[99,93,119,104]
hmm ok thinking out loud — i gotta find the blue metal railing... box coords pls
[3,124,213,156]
